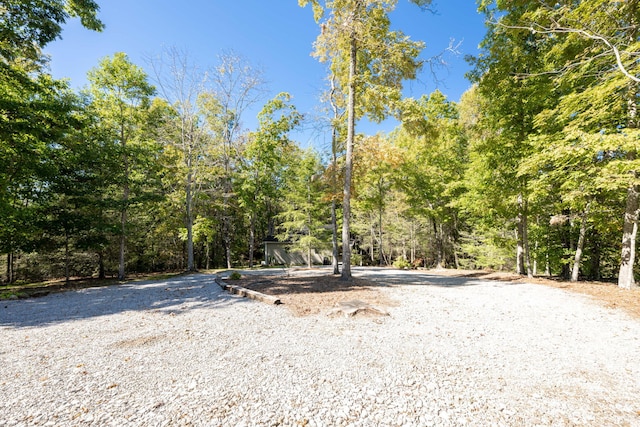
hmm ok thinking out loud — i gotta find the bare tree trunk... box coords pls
[618,52,639,288]
[98,251,105,279]
[118,124,129,281]
[452,213,460,269]
[6,253,13,284]
[523,200,533,278]
[330,76,341,275]
[205,240,211,270]
[532,240,538,276]
[571,203,590,282]
[370,225,375,264]
[433,220,444,269]
[618,7,639,287]
[65,232,71,283]
[545,228,551,277]
[378,202,384,266]
[341,32,357,281]
[619,185,639,289]
[185,166,195,271]
[307,206,313,269]
[410,221,416,264]
[119,209,127,280]
[516,194,526,275]
[452,237,460,270]
[331,198,340,274]
[248,212,256,268]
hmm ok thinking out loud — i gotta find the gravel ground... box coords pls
[1,268,639,426]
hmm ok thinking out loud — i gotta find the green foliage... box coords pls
[5,1,640,286]
[457,230,514,271]
[350,252,363,266]
[392,257,410,269]
[0,291,27,300]
[228,271,242,280]
[0,0,103,62]
[306,0,426,122]
[277,148,330,267]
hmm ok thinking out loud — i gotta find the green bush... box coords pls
[229,271,242,280]
[393,257,411,270]
[0,291,27,300]
[351,253,363,266]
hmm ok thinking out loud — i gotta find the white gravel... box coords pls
[1,268,639,426]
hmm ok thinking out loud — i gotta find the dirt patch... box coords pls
[237,269,640,319]
[236,275,397,317]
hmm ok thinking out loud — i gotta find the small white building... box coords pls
[263,237,330,266]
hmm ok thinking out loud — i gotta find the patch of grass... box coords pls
[0,291,28,300]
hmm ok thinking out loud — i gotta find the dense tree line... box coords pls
[1,0,639,289]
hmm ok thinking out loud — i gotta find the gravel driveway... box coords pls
[1,268,639,426]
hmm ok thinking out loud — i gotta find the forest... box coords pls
[1,0,639,289]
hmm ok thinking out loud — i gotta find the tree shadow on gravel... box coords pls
[236,268,514,297]
[237,275,385,295]
[234,269,508,317]
[351,268,519,288]
[0,274,239,328]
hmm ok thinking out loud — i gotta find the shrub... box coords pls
[229,271,242,280]
[393,257,411,270]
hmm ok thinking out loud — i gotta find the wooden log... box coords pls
[215,278,281,305]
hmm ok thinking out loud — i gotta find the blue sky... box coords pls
[45,1,487,150]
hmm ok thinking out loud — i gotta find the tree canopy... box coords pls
[2,1,639,291]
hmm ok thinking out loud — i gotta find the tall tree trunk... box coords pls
[185,166,195,271]
[205,239,211,270]
[516,193,526,275]
[331,198,340,274]
[452,213,460,269]
[452,236,460,270]
[249,211,256,268]
[118,125,129,281]
[571,203,590,282]
[619,9,639,288]
[560,209,572,280]
[433,220,444,269]
[307,205,313,269]
[65,232,70,283]
[370,225,376,264]
[7,252,14,284]
[410,221,416,264]
[98,250,105,279]
[619,185,639,289]
[532,239,538,276]
[223,138,233,270]
[224,228,232,269]
[330,75,341,275]
[588,230,601,281]
[523,200,533,278]
[341,32,357,281]
[378,201,384,266]
[119,207,127,280]
[545,228,551,277]
[222,180,233,269]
